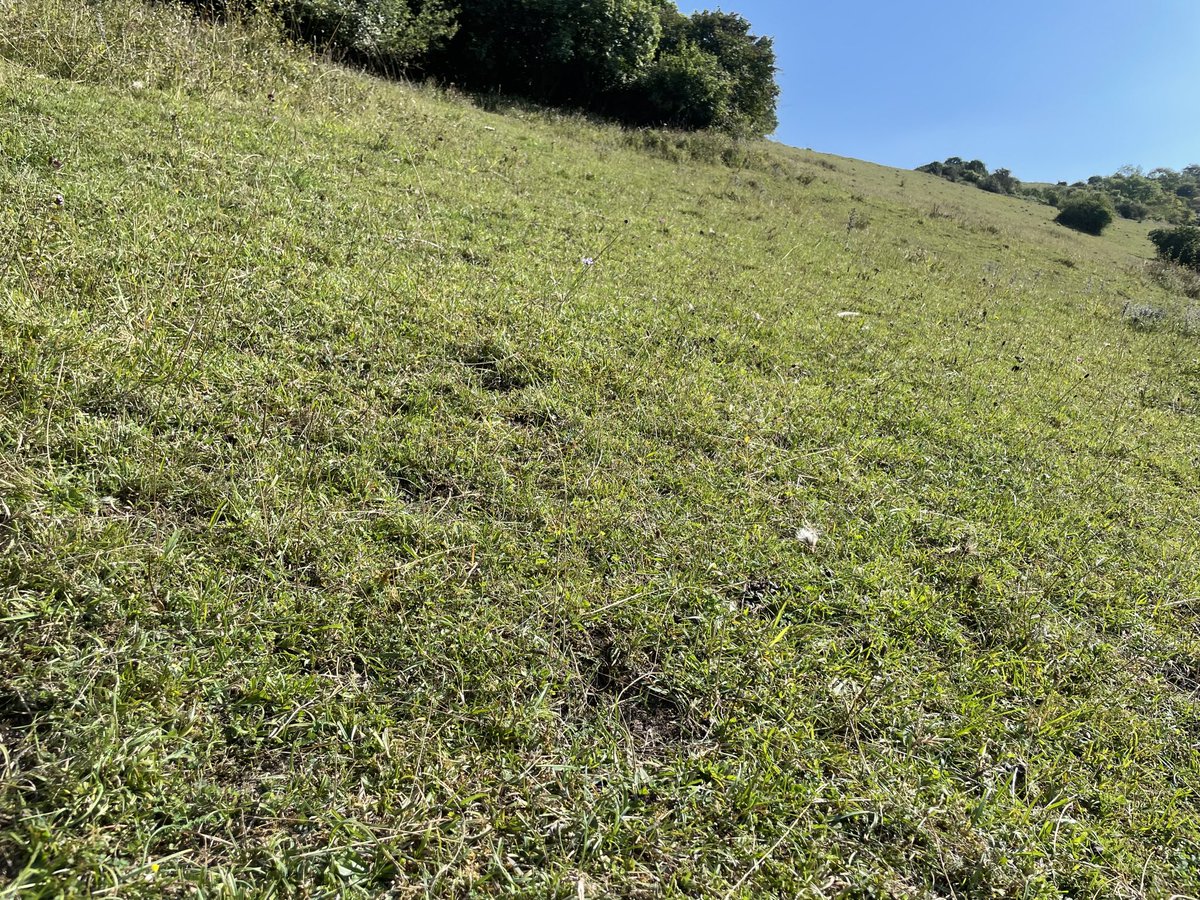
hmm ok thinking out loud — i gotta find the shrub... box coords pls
[1145,259,1200,298]
[991,168,1019,194]
[172,0,780,137]
[1122,303,1166,328]
[1055,194,1114,235]
[279,0,458,71]
[679,10,777,137]
[174,0,457,72]
[919,158,1018,196]
[1149,225,1200,271]
[612,5,777,137]
[1115,199,1150,221]
[437,0,662,103]
[979,168,1019,195]
[625,41,731,130]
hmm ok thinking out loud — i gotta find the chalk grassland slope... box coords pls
[2,2,1199,896]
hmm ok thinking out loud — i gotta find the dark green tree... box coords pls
[1115,199,1149,221]
[681,10,777,136]
[980,167,1019,195]
[629,39,731,130]
[439,0,661,102]
[1055,194,1115,235]
[1149,226,1200,270]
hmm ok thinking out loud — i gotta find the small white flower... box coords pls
[131,79,145,91]
[581,257,595,267]
[796,525,820,551]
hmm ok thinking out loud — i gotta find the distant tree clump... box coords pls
[921,158,1200,228]
[1027,164,1200,225]
[1055,194,1115,235]
[917,157,1021,196]
[1114,198,1150,222]
[1149,225,1200,270]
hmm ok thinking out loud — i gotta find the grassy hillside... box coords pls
[2,2,1199,897]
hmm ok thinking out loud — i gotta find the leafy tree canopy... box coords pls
[430,0,778,136]
[1055,193,1115,236]
[440,0,663,100]
[1150,225,1200,270]
[917,158,1020,195]
[178,0,782,137]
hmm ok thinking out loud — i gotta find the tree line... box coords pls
[1030,165,1200,225]
[916,158,1021,196]
[920,157,1200,227]
[919,156,1200,265]
[180,0,779,138]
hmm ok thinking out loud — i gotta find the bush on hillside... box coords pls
[979,167,1019,195]
[436,0,663,102]
[172,0,780,137]
[1149,225,1200,271]
[1146,259,1200,298]
[626,41,732,131]
[1115,198,1150,221]
[919,157,1019,196]
[437,2,777,138]
[938,159,1200,223]
[671,10,778,137]
[1055,194,1114,235]
[174,0,457,71]
[280,0,457,70]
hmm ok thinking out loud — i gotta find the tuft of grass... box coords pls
[2,1,1200,896]
[1122,303,1167,327]
[1145,258,1200,299]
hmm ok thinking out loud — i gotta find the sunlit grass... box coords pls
[2,2,1199,896]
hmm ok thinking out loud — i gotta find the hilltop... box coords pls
[2,2,1199,897]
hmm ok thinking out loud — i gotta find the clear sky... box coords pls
[682,1,1200,183]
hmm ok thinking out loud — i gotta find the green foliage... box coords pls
[168,0,778,136]
[436,1,777,137]
[172,0,457,71]
[675,10,778,137]
[627,40,731,130]
[1149,225,1200,270]
[923,158,1200,228]
[1115,198,1150,221]
[919,157,1020,196]
[979,167,1018,195]
[277,0,458,71]
[1044,165,1200,225]
[441,0,662,99]
[1055,193,1115,235]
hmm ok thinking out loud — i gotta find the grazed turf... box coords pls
[1,3,1199,897]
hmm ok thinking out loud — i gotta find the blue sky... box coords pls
[681,1,1200,183]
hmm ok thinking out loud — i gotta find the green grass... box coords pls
[2,2,1200,896]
